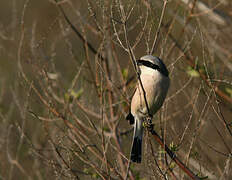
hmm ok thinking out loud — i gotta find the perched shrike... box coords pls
[126,55,170,163]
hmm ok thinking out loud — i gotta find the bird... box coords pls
[126,55,170,163]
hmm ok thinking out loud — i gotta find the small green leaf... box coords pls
[225,87,232,98]
[83,168,90,174]
[70,88,83,100]
[186,66,200,77]
[122,68,128,79]
[169,162,176,169]
[169,142,178,152]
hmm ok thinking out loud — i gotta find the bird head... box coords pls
[136,55,169,77]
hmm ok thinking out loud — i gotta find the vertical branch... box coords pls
[150,0,168,55]
[117,0,151,117]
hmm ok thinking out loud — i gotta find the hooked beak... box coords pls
[136,59,143,66]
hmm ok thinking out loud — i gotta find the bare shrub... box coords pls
[1,0,232,179]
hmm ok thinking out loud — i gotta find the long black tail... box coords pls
[131,137,142,163]
[127,113,143,163]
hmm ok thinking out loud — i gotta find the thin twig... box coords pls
[148,127,201,180]
[150,0,168,55]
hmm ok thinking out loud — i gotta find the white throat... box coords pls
[140,66,159,76]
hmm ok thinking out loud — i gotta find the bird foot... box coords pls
[143,118,154,132]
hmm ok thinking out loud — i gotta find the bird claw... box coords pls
[143,118,154,131]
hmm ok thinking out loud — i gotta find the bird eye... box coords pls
[136,60,142,66]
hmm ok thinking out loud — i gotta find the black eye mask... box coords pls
[136,59,169,77]
[137,60,160,70]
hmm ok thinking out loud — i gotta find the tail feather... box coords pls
[130,118,143,163]
[126,112,134,125]
[131,137,142,163]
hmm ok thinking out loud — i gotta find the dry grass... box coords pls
[0,0,232,179]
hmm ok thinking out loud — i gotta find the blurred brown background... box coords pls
[0,0,232,179]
